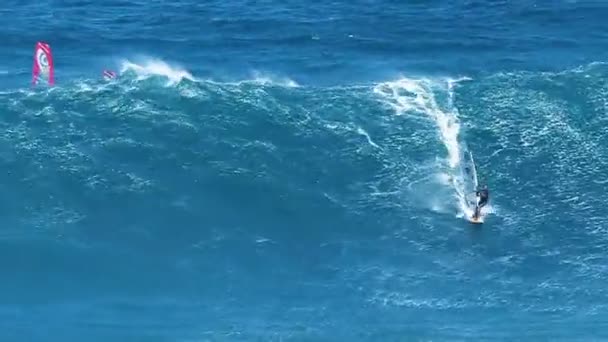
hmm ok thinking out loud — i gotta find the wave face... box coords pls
[2,1,608,341]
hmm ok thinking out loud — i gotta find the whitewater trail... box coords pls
[373,77,481,220]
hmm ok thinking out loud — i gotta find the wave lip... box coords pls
[119,58,196,85]
[247,71,300,88]
[116,59,301,90]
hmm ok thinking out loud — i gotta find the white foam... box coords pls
[201,72,300,90]
[356,127,381,149]
[374,76,475,219]
[120,58,195,85]
[247,71,300,88]
[374,77,462,166]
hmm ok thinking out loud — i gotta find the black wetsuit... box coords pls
[474,189,489,218]
[476,189,489,208]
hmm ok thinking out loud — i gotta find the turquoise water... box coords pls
[1,1,608,340]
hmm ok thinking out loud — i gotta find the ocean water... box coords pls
[1,0,608,340]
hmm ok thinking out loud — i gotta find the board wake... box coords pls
[468,212,484,224]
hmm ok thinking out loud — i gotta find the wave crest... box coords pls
[119,58,196,85]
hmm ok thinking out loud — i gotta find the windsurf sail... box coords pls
[103,69,116,80]
[462,151,479,210]
[32,42,54,86]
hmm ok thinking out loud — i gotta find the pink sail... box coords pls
[32,42,54,86]
[103,69,116,80]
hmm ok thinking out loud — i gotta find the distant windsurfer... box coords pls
[32,42,54,86]
[103,70,117,80]
[473,185,489,219]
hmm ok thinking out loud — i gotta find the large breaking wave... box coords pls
[1,59,608,339]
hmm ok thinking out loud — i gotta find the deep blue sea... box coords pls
[1,0,608,340]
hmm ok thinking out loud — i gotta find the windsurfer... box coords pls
[103,70,116,79]
[473,185,489,219]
